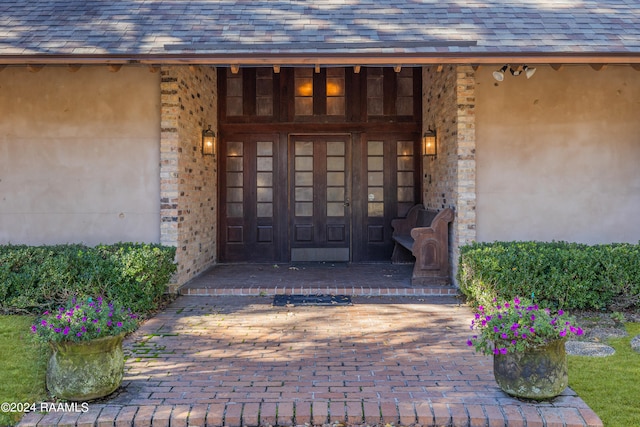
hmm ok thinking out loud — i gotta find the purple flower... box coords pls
[31,325,37,333]
[63,326,70,336]
[510,323,519,331]
[117,322,123,328]
[41,320,47,326]
[558,309,564,316]
[466,340,473,347]
[107,321,112,327]
[501,333,508,339]
[500,348,508,355]
[82,316,87,322]
[559,329,567,337]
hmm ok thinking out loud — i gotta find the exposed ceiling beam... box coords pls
[67,64,82,72]
[550,64,564,71]
[26,64,44,72]
[590,64,607,71]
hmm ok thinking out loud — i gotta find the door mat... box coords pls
[273,294,352,307]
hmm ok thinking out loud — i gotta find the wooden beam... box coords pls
[26,64,44,72]
[108,64,122,72]
[550,64,564,71]
[0,65,6,72]
[68,64,82,72]
[273,65,280,73]
[353,65,361,74]
[590,64,607,71]
[230,64,239,74]
[394,65,402,73]
[436,64,444,72]
[471,65,480,71]
[314,64,320,73]
[631,64,640,71]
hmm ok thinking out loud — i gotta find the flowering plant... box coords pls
[467,297,583,355]
[31,296,139,343]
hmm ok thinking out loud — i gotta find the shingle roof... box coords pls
[1,0,639,63]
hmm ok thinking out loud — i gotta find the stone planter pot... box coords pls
[493,338,568,400]
[46,333,125,401]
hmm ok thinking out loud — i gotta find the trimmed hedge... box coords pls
[0,243,177,315]
[458,241,640,311]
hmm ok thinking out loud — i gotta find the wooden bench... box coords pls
[391,205,454,285]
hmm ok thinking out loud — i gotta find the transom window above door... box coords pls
[221,66,418,123]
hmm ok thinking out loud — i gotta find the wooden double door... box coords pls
[219,132,420,263]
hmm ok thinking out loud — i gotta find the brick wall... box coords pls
[422,65,477,283]
[160,65,218,289]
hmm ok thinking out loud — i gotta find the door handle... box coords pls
[344,198,350,207]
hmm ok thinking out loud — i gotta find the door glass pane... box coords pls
[295,141,313,156]
[327,141,345,156]
[257,157,273,171]
[295,187,313,201]
[327,202,344,217]
[257,172,272,187]
[257,141,272,156]
[368,140,384,156]
[327,187,345,202]
[368,172,383,186]
[295,202,313,217]
[295,172,313,186]
[327,172,344,186]
[227,188,243,202]
[327,157,344,171]
[257,188,273,202]
[295,157,313,171]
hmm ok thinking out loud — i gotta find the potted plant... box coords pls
[32,296,139,401]
[467,297,584,400]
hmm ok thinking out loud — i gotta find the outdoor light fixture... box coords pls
[492,65,508,81]
[423,129,437,157]
[523,65,537,79]
[493,64,536,81]
[202,125,216,156]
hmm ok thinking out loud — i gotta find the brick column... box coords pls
[160,65,218,289]
[422,65,477,284]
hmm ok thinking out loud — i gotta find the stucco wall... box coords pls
[0,66,161,245]
[476,65,640,244]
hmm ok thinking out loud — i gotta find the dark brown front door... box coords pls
[218,66,423,263]
[290,134,351,262]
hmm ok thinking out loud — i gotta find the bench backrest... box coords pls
[417,209,438,227]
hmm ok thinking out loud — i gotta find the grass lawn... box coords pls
[0,316,48,427]
[568,322,640,427]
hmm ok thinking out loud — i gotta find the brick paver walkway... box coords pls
[20,294,602,427]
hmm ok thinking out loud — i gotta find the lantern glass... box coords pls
[202,127,216,156]
[423,131,437,157]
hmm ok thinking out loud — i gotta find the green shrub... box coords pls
[0,243,176,315]
[458,241,640,311]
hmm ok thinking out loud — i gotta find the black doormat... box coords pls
[273,294,352,307]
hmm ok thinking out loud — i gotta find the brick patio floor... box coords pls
[20,265,603,427]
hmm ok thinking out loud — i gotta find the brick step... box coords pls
[19,399,602,427]
[179,284,460,297]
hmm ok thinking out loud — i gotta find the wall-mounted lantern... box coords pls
[423,128,437,157]
[202,125,216,156]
